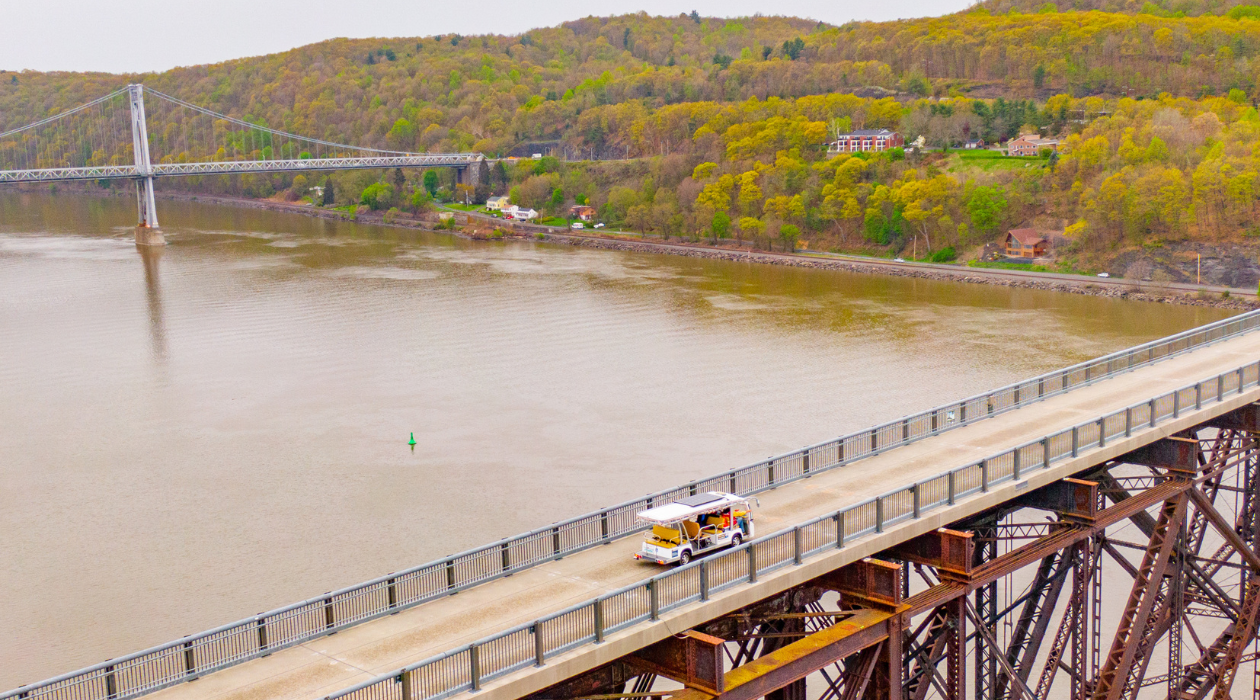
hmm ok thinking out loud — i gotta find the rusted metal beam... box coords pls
[1188,488,1260,573]
[1124,436,1201,475]
[1092,493,1189,700]
[524,662,637,700]
[669,608,895,700]
[964,598,1039,700]
[998,551,1070,698]
[839,641,883,700]
[818,558,903,609]
[1021,478,1099,523]
[1206,403,1260,433]
[890,529,975,579]
[628,631,725,694]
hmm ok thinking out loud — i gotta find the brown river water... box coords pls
[0,191,1231,688]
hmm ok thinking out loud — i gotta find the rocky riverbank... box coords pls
[154,192,1257,312]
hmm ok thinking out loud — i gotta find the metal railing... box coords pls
[6,309,1260,700]
[325,359,1260,700]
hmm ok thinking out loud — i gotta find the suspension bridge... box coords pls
[0,85,486,242]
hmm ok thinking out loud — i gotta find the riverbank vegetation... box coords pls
[7,5,1260,275]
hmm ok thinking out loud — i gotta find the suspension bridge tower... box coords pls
[127,84,163,245]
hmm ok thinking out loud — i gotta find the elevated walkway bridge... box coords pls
[8,311,1260,700]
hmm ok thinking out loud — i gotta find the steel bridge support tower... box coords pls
[127,84,163,245]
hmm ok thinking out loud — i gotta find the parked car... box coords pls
[1097,272,1110,278]
[593,223,605,229]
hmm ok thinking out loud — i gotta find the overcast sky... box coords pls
[0,0,971,74]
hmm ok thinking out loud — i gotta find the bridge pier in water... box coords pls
[128,85,163,244]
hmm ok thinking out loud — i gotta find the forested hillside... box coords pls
[6,9,1260,280]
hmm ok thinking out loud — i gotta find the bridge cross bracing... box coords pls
[0,85,486,233]
[6,311,1260,700]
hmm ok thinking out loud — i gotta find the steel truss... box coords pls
[522,404,1260,700]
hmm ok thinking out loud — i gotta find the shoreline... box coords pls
[149,191,1258,312]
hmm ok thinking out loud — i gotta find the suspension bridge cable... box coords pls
[0,87,129,141]
[142,86,477,157]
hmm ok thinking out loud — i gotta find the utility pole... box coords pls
[128,84,163,244]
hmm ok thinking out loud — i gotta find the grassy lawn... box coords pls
[967,260,1091,275]
[441,202,484,212]
[945,150,1049,173]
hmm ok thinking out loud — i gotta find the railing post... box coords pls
[601,511,610,543]
[1038,377,1045,397]
[913,483,922,517]
[838,440,845,463]
[594,598,605,643]
[689,483,697,496]
[1084,364,1091,383]
[1125,407,1132,437]
[931,411,939,433]
[105,665,117,700]
[902,418,910,442]
[803,451,810,477]
[835,511,845,548]
[1071,427,1079,457]
[794,526,803,564]
[534,621,545,666]
[700,560,709,601]
[1173,390,1180,418]
[748,546,758,582]
[256,617,268,653]
[1218,374,1225,402]
[183,640,195,676]
[649,579,660,619]
[1149,398,1157,427]
[729,472,737,493]
[552,526,562,557]
[469,643,480,691]
[446,560,456,590]
[1241,367,1247,394]
[960,402,967,423]
[948,471,956,505]
[324,596,335,630]
[876,497,885,532]
[1014,386,1020,405]
[767,459,775,486]
[981,460,990,492]
[1012,449,1021,481]
[1042,437,1051,468]
[870,429,878,453]
[1063,370,1070,390]
[1098,418,1106,447]
[387,577,398,609]
[1195,383,1202,410]
[400,670,413,700]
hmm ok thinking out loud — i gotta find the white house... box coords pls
[485,196,510,211]
[505,205,538,221]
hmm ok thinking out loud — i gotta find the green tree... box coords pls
[321,180,335,206]
[423,170,440,196]
[710,211,731,242]
[1032,64,1047,89]
[360,182,396,210]
[968,186,1008,235]
[780,223,801,251]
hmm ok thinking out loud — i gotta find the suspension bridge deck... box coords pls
[131,327,1260,700]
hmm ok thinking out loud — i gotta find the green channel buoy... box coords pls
[408,432,416,446]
